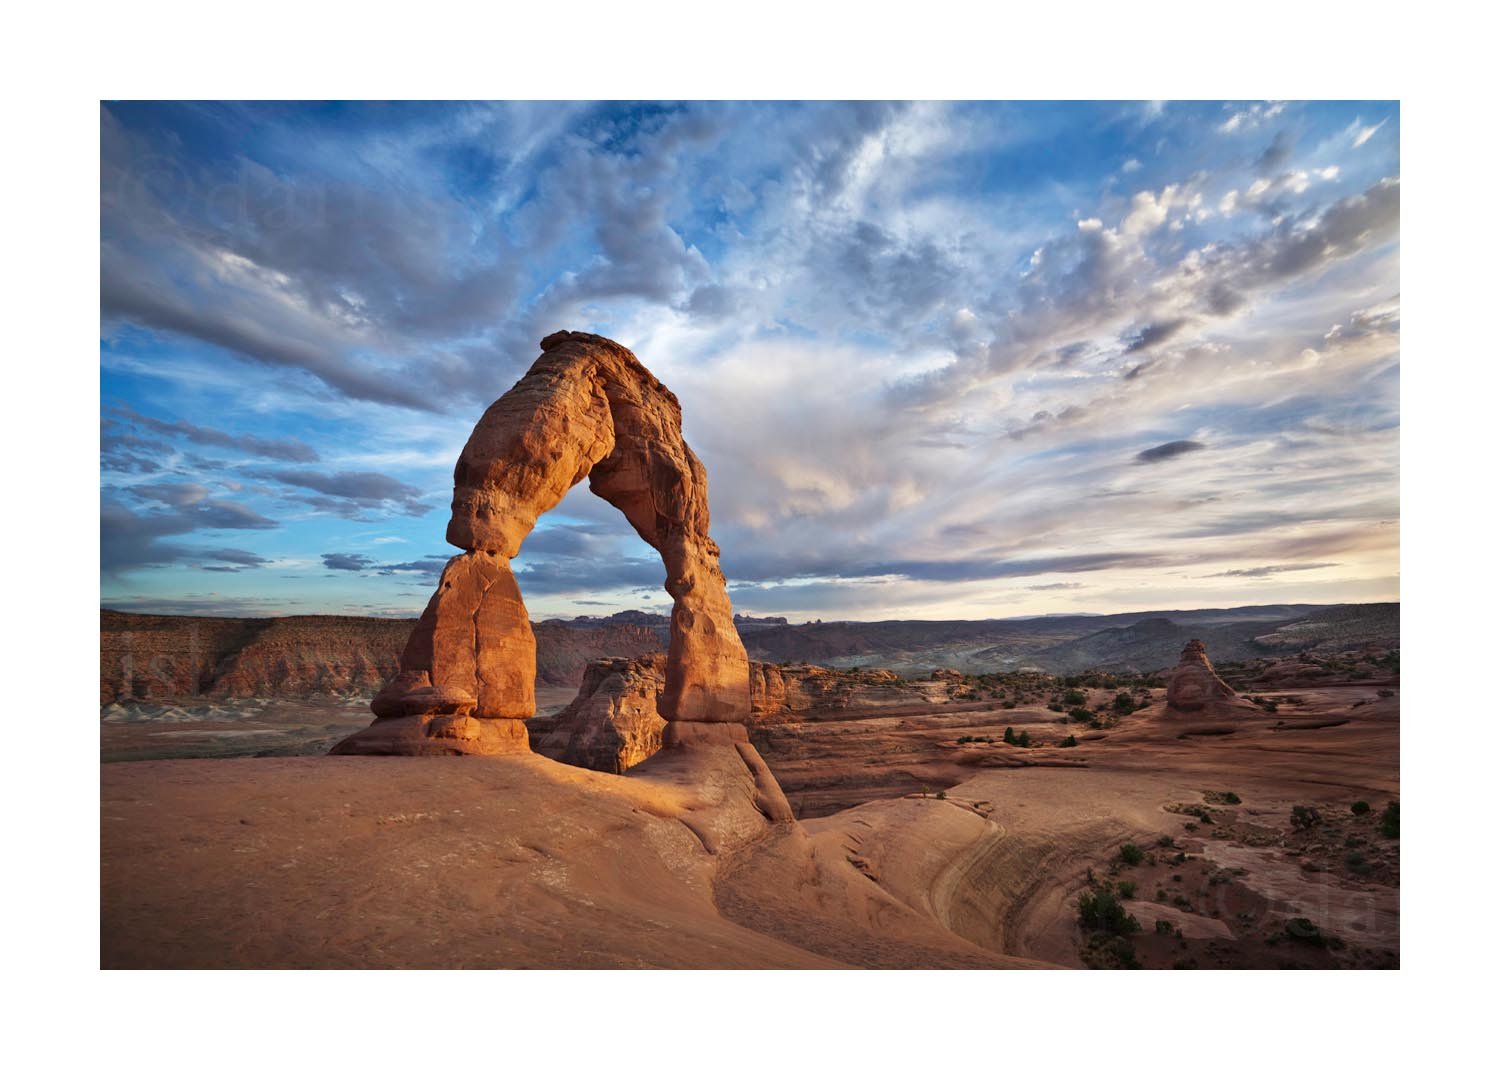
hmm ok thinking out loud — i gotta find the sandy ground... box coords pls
[100,685,1397,969]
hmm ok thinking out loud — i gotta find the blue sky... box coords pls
[101,101,1399,621]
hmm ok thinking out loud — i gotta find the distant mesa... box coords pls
[1164,638,1257,716]
[332,331,768,764]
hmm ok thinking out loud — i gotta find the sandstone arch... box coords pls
[333,331,751,756]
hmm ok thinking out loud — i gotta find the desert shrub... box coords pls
[956,735,973,744]
[1003,727,1016,744]
[1203,790,1241,805]
[1344,851,1370,875]
[1155,919,1174,936]
[1290,805,1323,831]
[1060,735,1078,748]
[1017,730,1031,748]
[1284,917,1324,946]
[1116,879,1136,899]
[1351,800,1371,816]
[1380,800,1400,838]
[1117,842,1145,866]
[1069,708,1092,723]
[1156,835,1174,848]
[1002,700,1017,709]
[1113,691,1135,712]
[1063,689,1087,706]
[936,790,947,801]
[1047,701,1064,713]
[1377,688,1394,698]
[1076,887,1140,936]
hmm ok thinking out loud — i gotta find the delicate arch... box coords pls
[333,332,749,756]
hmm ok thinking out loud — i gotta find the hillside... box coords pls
[101,602,1397,706]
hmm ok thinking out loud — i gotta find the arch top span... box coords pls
[333,332,751,757]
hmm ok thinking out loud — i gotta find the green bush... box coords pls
[1351,800,1371,816]
[1290,805,1322,831]
[1284,917,1324,946]
[1076,887,1141,936]
[1060,735,1078,748]
[1154,919,1173,936]
[1380,800,1399,838]
[936,790,947,801]
[1116,879,1136,899]
[1113,691,1135,712]
[1118,842,1145,866]
[1063,689,1087,706]
[1017,730,1031,748]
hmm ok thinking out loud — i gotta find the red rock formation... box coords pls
[531,654,667,773]
[334,331,755,757]
[1165,639,1256,716]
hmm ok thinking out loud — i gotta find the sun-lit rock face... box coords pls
[333,331,752,756]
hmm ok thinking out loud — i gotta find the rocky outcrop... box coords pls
[535,656,921,773]
[532,654,667,772]
[334,331,759,758]
[1165,639,1256,716]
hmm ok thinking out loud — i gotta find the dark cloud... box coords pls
[1255,130,1295,175]
[115,405,319,461]
[322,552,375,572]
[101,493,277,575]
[1028,582,1084,591]
[375,556,451,579]
[252,468,430,518]
[1208,563,1337,579]
[1122,318,1188,354]
[1135,440,1206,464]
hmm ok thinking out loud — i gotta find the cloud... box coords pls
[251,468,431,518]
[99,102,1400,621]
[1208,562,1337,579]
[1134,440,1206,464]
[1255,130,1295,174]
[1350,118,1386,147]
[321,552,375,571]
[101,492,277,575]
[1122,318,1189,354]
[115,405,319,461]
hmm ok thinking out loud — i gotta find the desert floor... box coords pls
[100,685,1397,969]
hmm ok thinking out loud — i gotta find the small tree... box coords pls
[1003,726,1016,745]
[1290,805,1322,831]
[1380,800,1400,838]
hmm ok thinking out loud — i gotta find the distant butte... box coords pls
[1165,638,1258,716]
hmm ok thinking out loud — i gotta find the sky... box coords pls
[100,101,1400,622]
